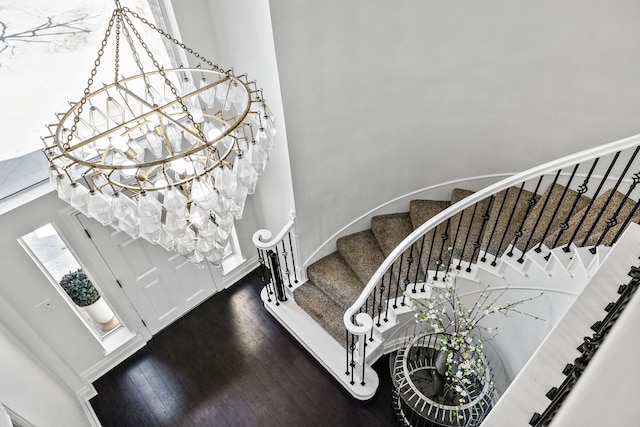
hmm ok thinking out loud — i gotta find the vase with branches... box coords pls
[412,263,544,407]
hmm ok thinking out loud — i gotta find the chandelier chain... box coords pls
[65,10,118,150]
[114,14,121,84]
[122,7,221,73]
[121,10,205,141]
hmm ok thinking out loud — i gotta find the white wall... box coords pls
[169,0,297,246]
[0,303,87,426]
[268,0,640,263]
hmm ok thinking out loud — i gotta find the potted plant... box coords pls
[59,268,118,331]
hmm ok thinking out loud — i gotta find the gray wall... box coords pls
[269,0,640,261]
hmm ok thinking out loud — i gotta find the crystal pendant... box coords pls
[163,212,187,236]
[211,190,231,218]
[215,80,231,104]
[176,227,196,255]
[195,238,212,254]
[87,191,114,225]
[158,229,176,250]
[106,96,126,124]
[213,165,237,200]
[55,174,72,202]
[189,250,205,266]
[191,177,216,211]
[164,125,183,152]
[74,118,97,140]
[189,203,211,229]
[112,193,139,229]
[230,186,248,220]
[227,81,247,113]
[163,186,188,217]
[248,142,268,175]
[137,192,162,235]
[181,78,203,123]
[69,183,89,214]
[88,106,109,132]
[199,77,216,108]
[255,127,275,158]
[145,129,163,158]
[233,154,258,194]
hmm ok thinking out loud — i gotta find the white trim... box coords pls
[304,174,511,267]
[0,181,52,216]
[81,333,147,384]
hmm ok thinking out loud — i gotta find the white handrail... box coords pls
[344,132,640,333]
[252,210,296,249]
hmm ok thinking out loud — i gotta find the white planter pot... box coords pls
[84,298,118,330]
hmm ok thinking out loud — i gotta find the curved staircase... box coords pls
[255,135,640,424]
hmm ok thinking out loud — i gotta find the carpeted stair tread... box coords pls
[337,230,386,285]
[409,199,451,270]
[371,212,423,284]
[306,252,365,310]
[481,186,538,257]
[371,212,414,256]
[515,183,591,252]
[409,200,451,229]
[448,188,491,264]
[545,189,640,248]
[294,281,345,345]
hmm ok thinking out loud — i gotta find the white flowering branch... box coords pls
[411,263,544,406]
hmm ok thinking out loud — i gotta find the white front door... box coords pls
[76,215,222,335]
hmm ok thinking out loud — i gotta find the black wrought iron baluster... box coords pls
[546,159,597,256]
[612,198,640,245]
[518,170,561,263]
[457,203,478,270]
[267,249,287,303]
[591,171,640,251]
[385,268,394,321]
[468,196,493,272]
[413,234,427,292]
[433,219,451,281]
[361,332,367,386]
[345,330,350,376]
[377,277,387,324]
[393,253,405,308]
[535,164,579,255]
[280,240,293,288]
[481,190,507,262]
[581,148,639,250]
[349,330,356,385]
[287,231,299,284]
[563,151,621,252]
[450,208,466,270]
[425,228,437,281]
[257,249,272,303]
[508,176,543,258]
[404,244,415,298]
[492,184,524,266]
[371,281,379,329]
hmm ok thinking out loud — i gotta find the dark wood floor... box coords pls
[90,268,397,426]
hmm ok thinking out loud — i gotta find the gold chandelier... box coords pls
[42,1,276,267]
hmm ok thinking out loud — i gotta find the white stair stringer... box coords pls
[481,222,640,427]
[259,286,379,400]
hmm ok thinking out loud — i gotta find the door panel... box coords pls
[76,215,221,335]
